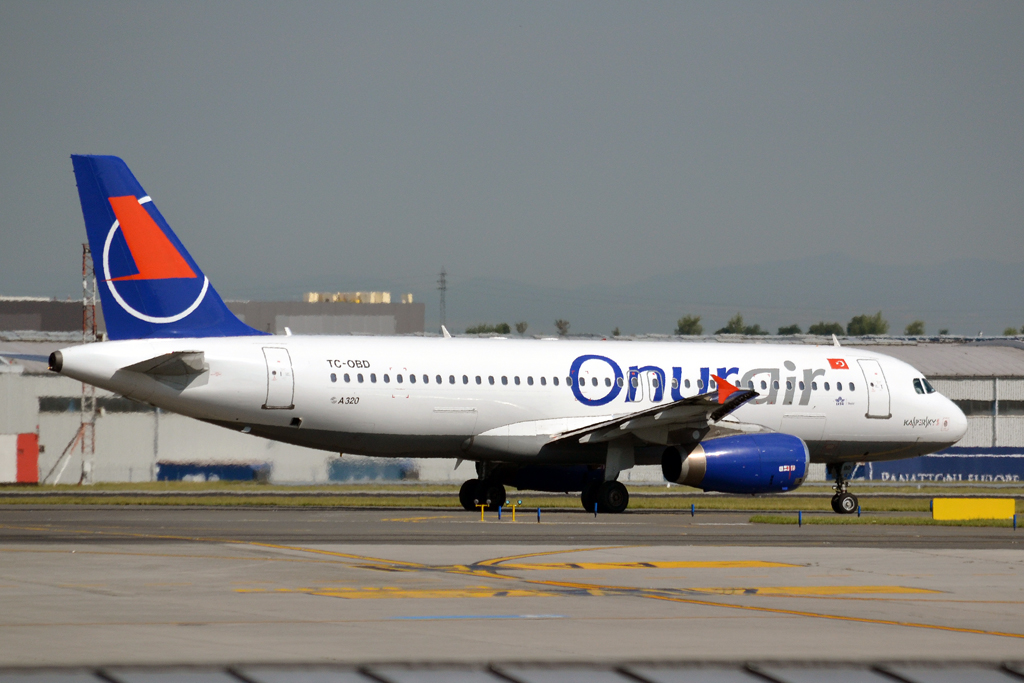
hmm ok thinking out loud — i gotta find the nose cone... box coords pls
[947,399,968,443]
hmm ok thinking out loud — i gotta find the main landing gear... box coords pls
[581,480,629,514]
[459,478,505,512]
[828,462,859,514]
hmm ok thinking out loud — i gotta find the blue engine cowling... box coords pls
[661,433,809,494]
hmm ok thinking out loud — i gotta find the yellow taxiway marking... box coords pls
[240,584,935,601]
[501,560,800,571]
[688,586,940,596]
[238,586,559,599]
[642,592,1024,640]
[477,546,633,567]
[7,522,1023,641]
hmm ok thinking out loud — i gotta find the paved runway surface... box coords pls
[1,507,1023,668]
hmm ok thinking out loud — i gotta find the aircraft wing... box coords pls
[549,377,759,447]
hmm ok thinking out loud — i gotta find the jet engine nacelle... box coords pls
[661,433,809,494]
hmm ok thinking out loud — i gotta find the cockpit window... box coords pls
[913,378,925,394]
[922,378,936,394]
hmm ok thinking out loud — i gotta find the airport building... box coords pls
[1,326,1022,485]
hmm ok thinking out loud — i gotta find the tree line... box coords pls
[675,311,939,336]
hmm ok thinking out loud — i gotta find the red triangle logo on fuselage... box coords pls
[107,196,197,281]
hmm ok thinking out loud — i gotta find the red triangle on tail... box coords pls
[107,196,197,281]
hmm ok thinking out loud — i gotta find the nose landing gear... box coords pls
[828,462,859,514]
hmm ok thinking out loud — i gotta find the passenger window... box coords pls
[527,376,534,386]
[330,373,337,383]
[799,381,804,390]
[685,379,691,389]
[553,377,559,386]
[824,382,830,391]
[579,377,586,387]
[476,376,482,385]
[398,374,404,383]
[605,378,612,387]
[447,375,454,384]
[358,373,364,383]
[344,373,351,383]
[461,375,467,384]
[566,377,572,385]
[849,382,855,391]
[631,376,639,388]
[515,376,520,385]
[760,380,767,390]
[923,379,936,394]
[836,382,843,391]
[370,373,377,383]
[501,376,508,385]
[383,374,390,383]
[408,374,414,384]
[617,377,624,388]
[489,376,495,385]
[426,374,431,384]
[772,381,779,390]
[652,377,660,388]
[710,380,716,390]
[811,382,817,390]
[671,378,679,389]
[541,377,547,386]
[697,379,704,389]
[748,381,754,389]
[786,381,792,390]
[592,377,598,386]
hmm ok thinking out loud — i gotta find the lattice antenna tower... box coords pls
[437,267,447,333]
[82,243,97,342]
[80,243,96,476]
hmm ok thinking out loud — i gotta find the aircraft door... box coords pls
[262,347,295,410]
[858,359,890,419]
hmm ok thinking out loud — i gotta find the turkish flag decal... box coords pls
[828,358,849,370]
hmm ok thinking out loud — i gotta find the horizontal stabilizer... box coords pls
[123,351,206,376]
[0,353,50,364]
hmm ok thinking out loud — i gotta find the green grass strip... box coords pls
[750,514,1017,527]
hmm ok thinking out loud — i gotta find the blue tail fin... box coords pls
[71,155,265,340]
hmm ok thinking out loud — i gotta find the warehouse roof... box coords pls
[851,342,1024,378]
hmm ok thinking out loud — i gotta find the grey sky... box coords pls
[1,2,1022,332]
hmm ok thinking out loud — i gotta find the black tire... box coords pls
[830,495,843,514]
[597,481,629,514]
[482,482,506,512]
[459,479,480,511]
[837,492,858,515]
[581,482,600,512]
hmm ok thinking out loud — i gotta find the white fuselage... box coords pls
[56,336,968,466]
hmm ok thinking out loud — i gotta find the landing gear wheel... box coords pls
[481,482,506,512]
[835,492,858,515]
[827,462,859,515]
[459,479,480,511]
[581,482,600,512]
[597,481,629,514]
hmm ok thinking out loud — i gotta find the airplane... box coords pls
[48,155,969,514]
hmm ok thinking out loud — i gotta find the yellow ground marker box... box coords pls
[932,498,1015,521]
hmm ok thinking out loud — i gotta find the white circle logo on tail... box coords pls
[102,196,209,323]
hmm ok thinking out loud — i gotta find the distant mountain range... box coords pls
[438,254,1023,337]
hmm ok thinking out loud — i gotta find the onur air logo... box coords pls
[569,354,838,407]
[102,195,209,323]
